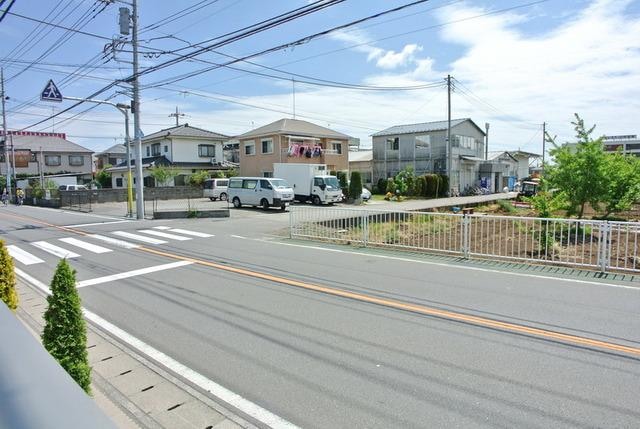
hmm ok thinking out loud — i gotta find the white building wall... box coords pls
[169,137,224,163]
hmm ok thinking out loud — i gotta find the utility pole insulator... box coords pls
[119,7,131,35]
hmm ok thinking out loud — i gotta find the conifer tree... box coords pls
[42,259,91,394]
[0,239,18,311]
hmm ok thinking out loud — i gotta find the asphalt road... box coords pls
[2,204,639,428]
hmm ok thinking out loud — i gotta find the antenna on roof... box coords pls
[169,106,185,127]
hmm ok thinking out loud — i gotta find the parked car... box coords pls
[203,178,229,201]
[58,184,88,191]
[227,177,294,210]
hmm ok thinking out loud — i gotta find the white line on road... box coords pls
[65,220,131,228]
[112,231,167,245]
[89,234,140,249]
[7,245,44,265]
[31,241,80,259]
[152,226,172,230]
[76,261,194,288]
[259,239,640,291]
[168,228,213,238]
[231,235,247,239]
[59,237,112,254]
[139,229,192,241]
[14,268,299,429]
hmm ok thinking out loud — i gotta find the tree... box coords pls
[95,164,112,188]
[149,165,179,187]
[0,240,18,311]
[42,259,91,394]
[602,152,640,217]
[188,170,210,187]
[349,171,363,201]
[393,166,412,197]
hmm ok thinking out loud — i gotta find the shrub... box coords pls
[349,171,363,201]
[336,171,348,190]
[415,176,426,197]
[497,199,516,213]
[376,178,387,195]
[0,240,18,311]
[224,168,238,178]
[42,260,91,394]
[439,175,449,197]
[386,178,396,194]
[188,170,210,187]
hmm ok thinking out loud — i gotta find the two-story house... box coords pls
[95,144,126,170]
[107,124,231,188]
[371,118,487,193]
[236,118,350,177]
[0,131,93,182]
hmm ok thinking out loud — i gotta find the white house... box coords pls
[107,124,233,188]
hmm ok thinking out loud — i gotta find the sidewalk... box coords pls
[15,279,253,429]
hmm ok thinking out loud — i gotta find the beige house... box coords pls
[236,118,350,177]
[348,150,373,187]
[95,143,127,170]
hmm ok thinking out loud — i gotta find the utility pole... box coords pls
[1,68,11,200]
[131,0,144,220]
[169,106,184,127]
[292,77,296,119]
[446,74,452,195]
[485,122,490,160]
[541,122,546,175]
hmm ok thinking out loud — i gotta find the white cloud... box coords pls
[375,44,423,69]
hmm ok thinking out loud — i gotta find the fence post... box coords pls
[462,214,470,259]
[289,208,293,239]
[598,221,611,272]
[362,211,369,247]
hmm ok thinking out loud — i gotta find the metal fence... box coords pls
[290,207,640,273]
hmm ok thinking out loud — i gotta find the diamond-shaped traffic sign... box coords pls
[40,79,63,102]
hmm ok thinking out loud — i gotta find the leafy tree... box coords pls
[376,178,387,195]
[349,171,363,201]
[602,152,640,217]
[385,177,396,194]
[188,170,210,187]
[224,168,238,178]
[149,165,179,187]
[336,171,348,190]
[393,167,413,197]
[42,259,91,394]
[0,240,18,311]
[95,164,112,188]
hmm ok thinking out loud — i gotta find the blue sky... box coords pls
[1,0,639,155]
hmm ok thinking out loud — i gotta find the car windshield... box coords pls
[271,179,290,189]
[324,177,340,189]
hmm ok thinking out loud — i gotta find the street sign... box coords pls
[40,80,62,102]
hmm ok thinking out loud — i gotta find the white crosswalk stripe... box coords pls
[138,229,192,241]
[7,245,45,265]
[112,231,167,244]
[89,234,140,249]
[59,237,112,254]
[166,228,213,238]
[32,241,80,259]
[152,226,172,230]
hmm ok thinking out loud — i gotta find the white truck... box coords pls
[273,163,342,205]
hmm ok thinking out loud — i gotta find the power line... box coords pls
[0,0,17,23]
[139,0,221,35]
[2,10,112,40]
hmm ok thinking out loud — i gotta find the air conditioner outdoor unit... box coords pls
[210,157,217,165]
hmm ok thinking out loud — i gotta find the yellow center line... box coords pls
[3,210,640,357]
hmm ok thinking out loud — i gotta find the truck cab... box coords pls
[311,175,342,205]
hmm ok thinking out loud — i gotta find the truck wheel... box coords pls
[209,197,216,201]
[312,195,321,205]
[261,198,270,210]
[219,192,227,201]
[232,197,241,208]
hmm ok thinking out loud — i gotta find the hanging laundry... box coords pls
[312,146,322,157]
[298,145,306,157]
[288,144,299,157]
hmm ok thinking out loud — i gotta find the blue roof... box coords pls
[371,118,478,137]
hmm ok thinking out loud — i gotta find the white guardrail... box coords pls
[289,207,640,273]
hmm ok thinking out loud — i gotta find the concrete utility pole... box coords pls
[446,74,452,195]
[485,122,490,160]
[541,122,546,175]
[131,0,144,220]
[169,106,184,127]
[1,68,11,199]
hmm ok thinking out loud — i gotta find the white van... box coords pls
[228,177,294,210]
[203,178,229,201]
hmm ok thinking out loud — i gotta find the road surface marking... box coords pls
[76,261,194,288]
[231,235,247,239]
[59,237,112,254]
[167,228,213,238]
[139,245,640,357]
[65,220,131,228]
[152,226,172,230]
[31,241,80,259]
[139,229,192,241]
[112,231,167,245]
[89,234,140,249]
[14,268,300,429]
[6,245,44,265]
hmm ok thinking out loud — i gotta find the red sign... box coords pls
[0,130,66,140]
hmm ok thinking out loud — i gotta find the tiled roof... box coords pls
[236,118,350,140]
[5,134,93,153]
[96,144,126,156]
[371,118,472,137]
[142,124,230,141]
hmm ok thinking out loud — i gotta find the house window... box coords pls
[69,155,84,166]
[45,155,61,166]
[146,146,150,157]
[30,153,37,162]
[330,141,342,155]
[244,141,255,156]
[262,171,273,178]
[198,144,216,157]
[386,137,399,150]
[164,145,168,153]
[415,135,430,151]
[151,143,161,156]
[261,138,273,154]
[453,135,476,150]
[116,178,123,187]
